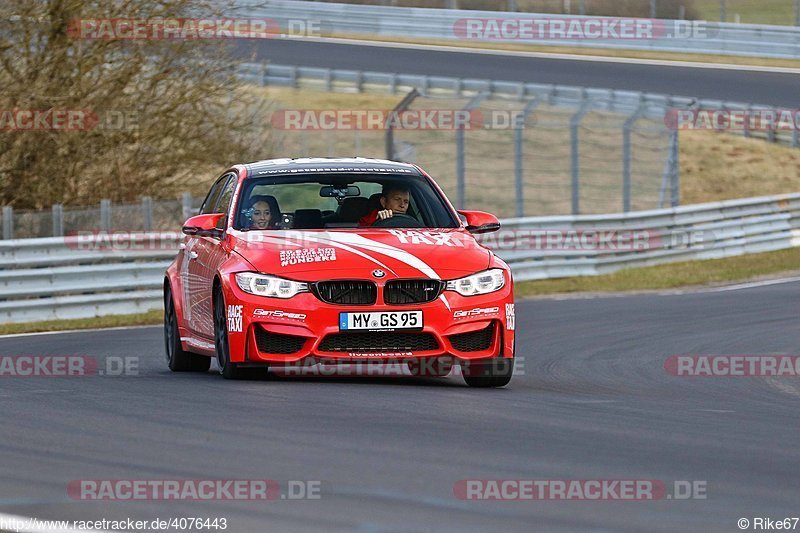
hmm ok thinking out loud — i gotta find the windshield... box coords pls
[234,173,459,230]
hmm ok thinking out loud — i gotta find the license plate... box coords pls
[339,311,423,331]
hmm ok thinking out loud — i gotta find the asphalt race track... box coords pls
[232,39,800,107]
[1,280,798,532]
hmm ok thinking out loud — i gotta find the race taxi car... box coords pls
[164,158,515,387]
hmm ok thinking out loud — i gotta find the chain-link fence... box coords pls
[307,0,800,25]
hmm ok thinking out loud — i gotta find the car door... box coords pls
[184,173,237,339]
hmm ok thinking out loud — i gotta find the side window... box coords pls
[213,175,237,229]
[214,174,237,216]
[199,176,228,215]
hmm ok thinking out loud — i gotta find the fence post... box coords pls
[650,0,657,18]
[514,98,540,218]
[385,89,419,160]
[622,102,646,213]
[570,96,592,215]
[670,129,680,207]
[796,0,800,26]
[2,206,13,240]
[52,204,64,237]
[508,0,517,11]
[100,199,111,232]
[720,0,726,22]
[579,0,586,15]
[182,192,193,221]
[456,93,489,210]
[142,196,153,231]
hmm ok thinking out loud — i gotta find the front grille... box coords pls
[313,280,377,305]
[318,332,439,353]
[384,279,444,304]
[449,323,495,352]
[255,327,307,354]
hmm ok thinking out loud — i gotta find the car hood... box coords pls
[231,228,492,281]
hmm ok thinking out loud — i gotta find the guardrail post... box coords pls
[2,206,13,240]
[390,73,398,95]
[514,98,540,218]
[456,93,489,210]
[508,0,517,12]
[52,204,64,237]
[261,62,269,87]
[290,66,298,89]
[355,71,364,93]
[100,199,111,232]
[623,102,646,213]
[650,0,657,18]
[796,0,800,26]
[142,196,153,231]
[720,0,726,22]
[325,68,333,92]
[570,96,592,215]
[182,192,193,220]
[579,0,586,15]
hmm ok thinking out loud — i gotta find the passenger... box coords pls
[247,195,280,229]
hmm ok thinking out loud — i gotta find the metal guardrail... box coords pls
[0,194,798,323]
[241,62,800,150]
[234,0,800,59]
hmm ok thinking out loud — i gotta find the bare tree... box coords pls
[0,0,271,208]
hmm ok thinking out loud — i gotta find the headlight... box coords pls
[445,269,505,296]
[235,272,308,299]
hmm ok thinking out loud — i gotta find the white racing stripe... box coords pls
[315,232,441,279]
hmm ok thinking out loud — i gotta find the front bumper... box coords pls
[224,279,515,365]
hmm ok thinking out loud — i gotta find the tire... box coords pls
[462,357,514,388]
[213,287,266,380]
[164,286,211,372]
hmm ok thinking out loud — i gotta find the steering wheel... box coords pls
[371,213,424,228]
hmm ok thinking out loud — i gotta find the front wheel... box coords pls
[462,357,514,388]
[164,286,211,372]
[213,288,266,380]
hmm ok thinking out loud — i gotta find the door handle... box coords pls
[188,251,199,260]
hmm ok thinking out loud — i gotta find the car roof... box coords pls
[244,157,422,177]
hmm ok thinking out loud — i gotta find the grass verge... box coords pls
[0,309,162,336]
[516,246,800,297]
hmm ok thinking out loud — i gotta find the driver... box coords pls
[358,183,410,226]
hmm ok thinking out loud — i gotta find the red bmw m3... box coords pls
[164,158,515,387]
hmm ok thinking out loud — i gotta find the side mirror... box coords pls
[182,213,226,239]
[458,210,500,234]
